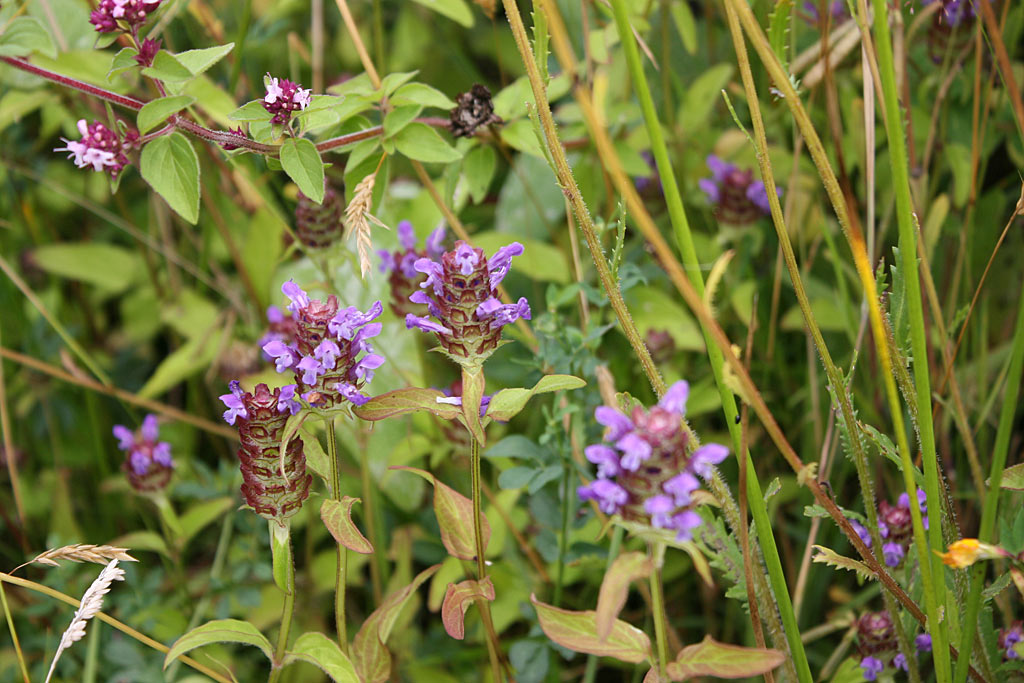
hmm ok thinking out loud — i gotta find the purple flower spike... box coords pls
[220,380,249,425]
[114,412,174,492]
[658,380,689,416]
[595,406,634,441]
[860,656,884,681]
[701,155,778,224]
[54,119,137,177]
[263,74,312,125]
[584,444,621,479]
[690,443,729,478]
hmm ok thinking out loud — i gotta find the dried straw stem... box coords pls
[20,544,137,572]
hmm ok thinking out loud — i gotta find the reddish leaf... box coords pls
[644,668,666,683]
[441,577,495,640]
[321,497,373,555]
[596,552,652,641]
[351,564,441,683]
[666,636,785,681]
[531,594,652,664]
[391,466,490,561]
[352,387,462,422]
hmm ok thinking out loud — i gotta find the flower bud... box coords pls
[295,179,344,249]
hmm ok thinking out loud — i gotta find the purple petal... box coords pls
[112,425,135,450]
[414,257,444,295]
[297,355,325,385]
[595,406,633,441]
[658,380,689,415]
[153,442,173,467]
[397,220,416,250]
[263,339,298,372]
[584,444,621,478]
[671,510,703,541]
[690,443,729,479]
[476,297,503,318]
[487,242,524,289]
[314,339,341,369]
[426,226,446,257]
[266,305,285,324]
[278,384,302,415]
[351,353,385,382]
[405,313,452,335]
[616,433,653,471]
[706,155,735,183]
[141,414,159,442]
[663,471,700,507]
[337,382,370,406]
[699,178,721,204]
[645,494,675,528]
[454,242,480,275]
[578,479,629,515]
[129,450,150,475]
[281,279,310,314]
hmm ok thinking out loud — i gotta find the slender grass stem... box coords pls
[954,213,1024,682]
[0,579,30,683]
[0,323,25,524]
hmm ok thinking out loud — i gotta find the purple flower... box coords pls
[113,412,174,492]
[263,74,312,125]
[487,242,525,289]
[584,444,621,479]
[860,656,884,681]
[282,279,310,314]
[263,339,300,372]
[329,302,383,340]
[850,519,873,548]
[133,37,161,67]
[664,471,700,506]
[278,384,302,415]
[595,406,634,441]
[1001,622,1024,660]
[689,443,729,479]
[915,634,932,653]
[658,380,689,415]
[616,433,653,471]
[297,356,325,385]
[54,119,136,177]
[700,155,780,224]
[350,353,385,382]
[398,220,417,250]
[882,542,905,567]
[478,297,532,330]
[89,0,161,33]
[337,383,370,406]
[314,339,341,369]
[406,314,453,335]
[892,653,908,672]
[113,425,135,450]
[220,380,249,425]
[645,495,675,528]
[671,510,703,541]
[267,305,285,324]
[578,479,629,515]
[426,226,446,257]
[453,242,480,275]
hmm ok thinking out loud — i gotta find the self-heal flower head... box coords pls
[579,380,727,541]
[263,74,312,125]
[405,240,531,369]
[54,119,138,177]
[112,413,173,492]
[379,222,448,317]
[264,281,385,410]
[221,382,312,520]
[89,0,161,33]
[699,155,780,225]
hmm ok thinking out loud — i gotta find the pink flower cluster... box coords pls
[89,0,161,33]
[263,74,312,125]
[54,119,138,177]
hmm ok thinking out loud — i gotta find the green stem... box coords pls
[649,550,670,680]
[955,266,1024,682]
[553,440,571,608]
[268,522,295,683]
[357,427,385,604]
[869,2,950,680]
[582,526,623,683]
[0,579,30,683]
[471,435,503,683]
[606,2,812,680]
[325,417,348,652]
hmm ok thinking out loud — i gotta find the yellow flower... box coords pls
[938,539,1006,569]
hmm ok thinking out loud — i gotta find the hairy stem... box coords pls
[268,522,295,683]
[325,417,349,651]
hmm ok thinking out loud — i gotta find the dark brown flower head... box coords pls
[449,84,502,138]
[295,180,344,249]
[856,611,897,657]
[220,382,312,520]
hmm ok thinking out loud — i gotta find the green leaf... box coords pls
[498,466,537,490]
[107,47,140,80]
[392,82,457,110]
[353,387,462,422]
[391,466,489,561]
[383,104,424,139]
[768,0,793,70]
[486,375,587,422]
[1000,463,1024,491]
[0,17,56,59]
[666,635,785,681]
[463,145,496,204]
[108,531,170,558]
[137,95,194,135]
[138,333,219,398]
[441,578,494,640]
[142,50,194,82]
[669,2,697,55]
[270,520,291,593]
[378,71,419,97]
[595,552,653,641]
[229,100,273,122]
[460,367,487,445]
[280,137,325,204]
[678,64,734,132]
[500,118,545,158]
[179,497,234,549]
[285,632,360,682]
[531,594,652,664]
[321,497,374,554]
[174,43,234,78]
[393,122,462,163]
[163,619,273,669]
[351,565,441,683]
[410,0,474,26]
[810,545,874,582]
[32,243,139,293]
[140,132,200,224]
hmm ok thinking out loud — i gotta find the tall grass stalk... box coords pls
[954,203,1024,683]
[869,1,950,679]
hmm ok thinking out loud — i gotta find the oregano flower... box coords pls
[263,74,312,125]
[89,0,161,33]
[54,119,138,177]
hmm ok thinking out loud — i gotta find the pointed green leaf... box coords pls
[351,564,441,683]
[531,594,652,664]
[321,497,374,554]
[460,367,487,445]
[352,387,462,421]
[285,632,359,682]
[140,132,200,224]
[32,243,139,293]
[596,552,652,641]
[270,520,292,593]
[669,2,697,55]
[174,43,234,77]
[811,545,874,582]
[229,99,273,122]
[391,466,489,561]
[163,619,273,669]
[392,82,457,110]
[394,122,462,163]
[999,463,1024,491]
[441,577,495,640]
[768,0,793,70]
[142,50,194,82]
[486,374,587,422]
[280,137,325,203]
[383,104,423,138]
[410,0,473,27]
[666,635,785,680]
[463,144,497,204]
[179,496,233,548]
[0,17,56,59]
[137,95,194,135]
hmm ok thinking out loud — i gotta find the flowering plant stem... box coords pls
[955,225,1024,682]
[470,433,504,683]
[325,416,348,652]
[649,546,670,680]
[268,522,295,683]
[604,1,811,679]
